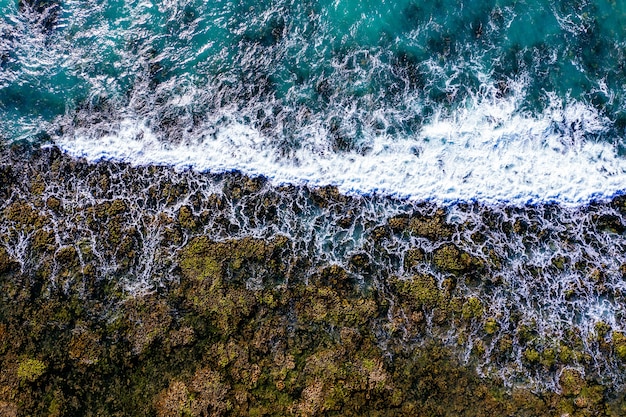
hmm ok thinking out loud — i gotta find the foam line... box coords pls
[54,95,624,206]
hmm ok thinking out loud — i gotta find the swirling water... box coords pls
[2,0,626,203]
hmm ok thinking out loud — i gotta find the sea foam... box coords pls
[54,90,625,206]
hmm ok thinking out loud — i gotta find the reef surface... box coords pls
[1,144,626,416]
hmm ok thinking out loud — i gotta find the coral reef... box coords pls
[0,145,625,415]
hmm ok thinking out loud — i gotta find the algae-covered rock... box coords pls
[461,297,483,320]
[68,329,102,366]
[155,369,231,417]
[388,216,409,233]
[313,264,355,293]
[558,344,574,364]
[17,358,46,382]
[560,368,584,396]
[592,214,626,234]
[388,209,454,241]
[408,209,453,240]
[550,254,570,271]
[179,235,291,286]
[612,331,626,361]
[403,248,426,272]
[45,196,62,212]
[595,320,611,341]
[124,295,173,355]
[177,205,198,230]
[348,252,371,274]
[393,274,442,309]
[188,368,231,416]
[4,201,48,231]
[433,244,481,273]
[223,174,265,201]
[0,248,17,275]
[522,348,540,364]
[484,317,499,335]
[155,380,193,417]
[309,185,347,208]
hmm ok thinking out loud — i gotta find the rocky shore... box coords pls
[0,143,625,416]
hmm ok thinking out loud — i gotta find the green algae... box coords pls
[613,331,626,361]
[177,205,198,230]
[179,235,291,288]
[484,317,499,335]
[17,358,46,383]
[461,297,484,320]
[393,274,442,309]
[408,209,454,240]
[433,244,481,274]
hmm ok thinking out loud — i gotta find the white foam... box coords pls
[54,93,626,206]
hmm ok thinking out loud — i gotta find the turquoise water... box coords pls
[2,0,626,202]
[2,0,625,137]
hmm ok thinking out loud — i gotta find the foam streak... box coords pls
[55,96,622,206]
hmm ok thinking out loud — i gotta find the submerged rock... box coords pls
[18,0,60,32]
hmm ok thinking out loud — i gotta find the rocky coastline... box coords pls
[0,143,625,416]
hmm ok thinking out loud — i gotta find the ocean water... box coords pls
[3,0,626,392]
[2,0,626,203]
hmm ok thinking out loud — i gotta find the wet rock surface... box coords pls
[0,145,626,415]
